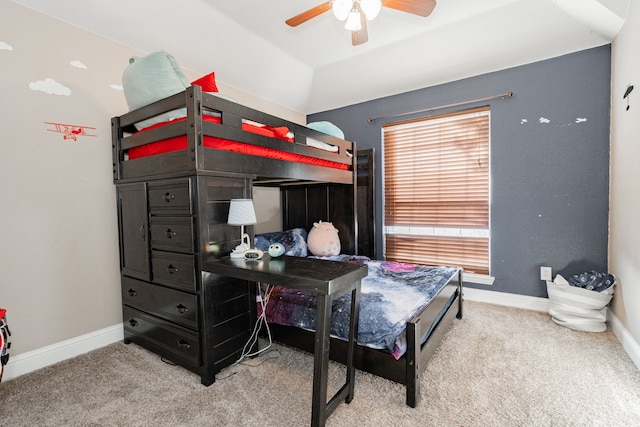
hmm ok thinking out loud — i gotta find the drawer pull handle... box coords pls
[166,229,177,238]
[127,289,137,297]
[177,339,191,349]
[167,265,179,274]
[128,319,138,327]
[139,225,146,241]
[176,304,189,314]
[163,192,175,203]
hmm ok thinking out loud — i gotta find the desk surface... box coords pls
[203,255,368,295]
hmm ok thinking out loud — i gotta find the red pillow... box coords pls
[191,72,218,92]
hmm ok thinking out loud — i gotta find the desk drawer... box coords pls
[123,306,200,368]
[150,216,194,253]
[152,251,196,291]
[148,180,192,215]
[122,276,198,330]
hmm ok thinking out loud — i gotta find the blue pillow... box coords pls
[122,50,190,129]
[255,228,308,257]
[307,121,345,139]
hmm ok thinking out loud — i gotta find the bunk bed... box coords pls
[112,85,354,185]
[112,84,463,410]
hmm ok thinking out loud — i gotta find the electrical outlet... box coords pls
[540,266,552,282]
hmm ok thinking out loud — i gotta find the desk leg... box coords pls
[346,279,361,403]
[311,293,332,427]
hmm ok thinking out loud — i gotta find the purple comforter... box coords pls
[262,255,458,359]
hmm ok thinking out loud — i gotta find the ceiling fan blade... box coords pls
[383,0,436,17]
[285,2,332,27]
[352,11,368,46]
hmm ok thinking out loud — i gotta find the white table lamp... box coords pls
[227,199,257,258]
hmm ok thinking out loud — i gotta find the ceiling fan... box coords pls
[285,0,436,46]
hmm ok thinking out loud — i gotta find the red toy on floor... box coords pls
[0,308,10,382]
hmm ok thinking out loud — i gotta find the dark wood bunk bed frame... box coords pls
[111,84,463,408]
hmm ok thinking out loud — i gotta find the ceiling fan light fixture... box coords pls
[332,0,352,21]
[360,0,382,20]
[286,0,437,45]
[345,10,362,31]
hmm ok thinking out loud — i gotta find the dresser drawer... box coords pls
[148,179,192,215]
[150,216,195,253]
[121,276,199,330]
[152,251,197,291]
[123,306,200,369]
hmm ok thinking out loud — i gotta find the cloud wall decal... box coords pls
[29,78,72,96]
[70,60,87,69]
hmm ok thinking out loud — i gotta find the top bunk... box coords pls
[111,85,356,185]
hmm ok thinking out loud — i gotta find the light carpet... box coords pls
[1,301,639,426]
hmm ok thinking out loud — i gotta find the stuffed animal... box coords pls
[307,221,341,256]
[268,242,286,257]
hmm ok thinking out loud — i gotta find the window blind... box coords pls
[383,107,490,275]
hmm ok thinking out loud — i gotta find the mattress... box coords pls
[127,115,351,170]
[261,256,459,359]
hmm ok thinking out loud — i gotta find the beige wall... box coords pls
[0,0,296,358]
[610,1,640,345]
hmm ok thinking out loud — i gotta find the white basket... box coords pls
[546,281,613,332]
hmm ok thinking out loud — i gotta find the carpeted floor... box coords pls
[1,301,639,426]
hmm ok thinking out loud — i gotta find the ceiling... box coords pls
[12,0,629,114]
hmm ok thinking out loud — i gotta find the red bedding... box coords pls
[128,115,350,170]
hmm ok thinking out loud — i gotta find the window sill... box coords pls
[462,272,495,286]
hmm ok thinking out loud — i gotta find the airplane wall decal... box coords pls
[45,122,97,141]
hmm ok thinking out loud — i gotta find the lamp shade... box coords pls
[227,199,257,226]
[345,10,362,31]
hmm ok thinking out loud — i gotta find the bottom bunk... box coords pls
[251,144,462,407]
[254,234,463,407]
[266,266,462,407]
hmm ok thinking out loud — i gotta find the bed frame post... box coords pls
[351,142,358,255]
[185,85,204,171]
[457,271,464,319]
[111,116,122,181]
[405,319,420,408]
[356,149,375,258]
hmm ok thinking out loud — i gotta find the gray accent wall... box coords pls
[309,46,611,298]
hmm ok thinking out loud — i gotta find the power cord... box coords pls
[232,282,274,366]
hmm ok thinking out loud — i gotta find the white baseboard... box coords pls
[608,311,640,371]
[2,323,123,382]
[462,286,549,312]
[463,287,640,371]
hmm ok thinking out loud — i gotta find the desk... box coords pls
[203,255,367,427]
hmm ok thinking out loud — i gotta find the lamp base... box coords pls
[230,243,249,258]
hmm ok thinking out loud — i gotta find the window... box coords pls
[383,107,490,275]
